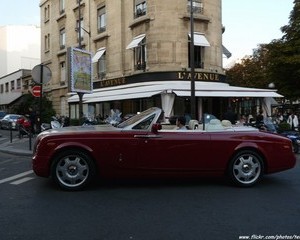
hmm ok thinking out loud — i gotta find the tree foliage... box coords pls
[14,94,56,123]
[226,0,300,100]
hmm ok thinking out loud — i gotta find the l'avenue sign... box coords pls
[177,71,220,81]
[94,71,226,89]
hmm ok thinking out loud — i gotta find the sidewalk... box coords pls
[0,135,34,156]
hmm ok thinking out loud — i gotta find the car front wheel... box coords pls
[228,150,264,187]
[51,150,95,191]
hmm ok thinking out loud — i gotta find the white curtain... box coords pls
[262,97,277,117]
[161,93,175,123]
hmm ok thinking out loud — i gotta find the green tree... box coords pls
[14,94,56,123]
[265,0,300,100]
[225,47,271,89]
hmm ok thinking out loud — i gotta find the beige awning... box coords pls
[126,34,146,49]
[92,47,106,63]
[189,32,210,47]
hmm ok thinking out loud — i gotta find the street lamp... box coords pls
[190,0,196,119]
[77,0,84,123]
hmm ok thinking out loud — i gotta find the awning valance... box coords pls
[85,91,162,103]
[126,34,146,49]
[92,47,106,63]
[68,81,283,103]
[173,90,282,98]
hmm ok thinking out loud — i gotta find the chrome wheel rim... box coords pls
[232,154,261,185]
[56,155,89,188]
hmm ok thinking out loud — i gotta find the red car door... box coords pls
[135,130,212,171]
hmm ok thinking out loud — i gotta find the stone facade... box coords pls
[40,0,224,117]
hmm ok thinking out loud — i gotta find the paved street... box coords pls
[0,137,300,240]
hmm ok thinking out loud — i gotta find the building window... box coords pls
[97,6,106,33]
[59,0,65,14]
[188,44,203,69]
[59,28,66,49]
[44,33,50,52]
[76,18,84,42]
[0,84,3,93]
[188,33,210,68]
[5,83,9,92]
[134,38,146,70]
[10,81,15,91]
[24,80,29,90]
[17,79,21,90]
[44,4,50,22]
[60,61,66,84]
[187,0,204,14]
[92,48,106,79]
[135,0,147,18]
[98,52,106,79]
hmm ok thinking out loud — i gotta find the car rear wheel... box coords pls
[51,150,95,191]
[228,150,264,187]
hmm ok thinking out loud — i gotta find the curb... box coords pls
[0,148,33,157]
[0,137,34,156]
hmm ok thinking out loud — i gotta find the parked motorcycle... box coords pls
[41,116,67,131]
[280,131,300,153]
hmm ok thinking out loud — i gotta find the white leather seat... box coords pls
[206,119,223,131]
[221,120,232,128]
[189,120,199,130]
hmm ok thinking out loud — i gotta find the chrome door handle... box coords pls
[134,135,162,138]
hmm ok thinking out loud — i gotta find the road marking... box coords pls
[0,170,34,184]
[10,177,35,185]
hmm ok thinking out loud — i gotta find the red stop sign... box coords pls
[31,85,41,97]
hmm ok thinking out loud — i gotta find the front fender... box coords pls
[53,141,94,154]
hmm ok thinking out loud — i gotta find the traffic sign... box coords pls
[32,65,52,85]
[31,85,41,97]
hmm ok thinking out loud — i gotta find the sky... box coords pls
[0,0,295,67]
[222,0,294,66]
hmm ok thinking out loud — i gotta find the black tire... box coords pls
[292,142,299,154]
[228,150,264,187]
[51,150,96,191]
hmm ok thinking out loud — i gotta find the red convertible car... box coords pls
[32,107,296,191]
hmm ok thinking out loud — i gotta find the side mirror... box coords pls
[152,123,162,133]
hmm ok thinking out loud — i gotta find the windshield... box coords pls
[117,108,157,128]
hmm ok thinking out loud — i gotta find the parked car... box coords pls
[16,115,32,137]
[32,107,296,191]
[0,111,6,120]
[0,114,22,130]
